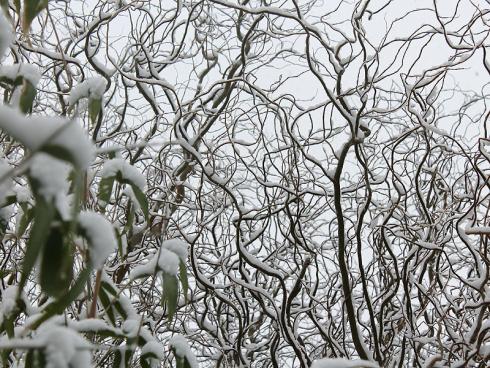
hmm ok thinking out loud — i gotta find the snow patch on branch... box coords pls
[68,77,107,105]
[311,358,379,368]
[465,226,490,235]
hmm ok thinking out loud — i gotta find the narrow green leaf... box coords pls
[113,350,122,368]
[4,317,14,338]
[88,97,102,125]
[140,358,152,368]
[124,348,133,368]
[124,203,134,234]
[19,198,54,291]
[98,176,115,212]
[0,0,9,17]
[22,0,48,33]
[98,287,117,326]
[17,206,34,237]
[40,144,77,168]
[40,227,73,298]
[162,273,178,322]
[1,194,17,207]
[25,349,46,368]
[0,212,8,239]
[174,354,185,368]
[179,261,188,302]
[101,281,128,319]
[101,280,118,296]
[130,184,149,221]
[115,227,124,258]
[0,75,23,87]
[69,170,84,224]
[19,80,36,113]
[30,268,91,330]
[13,0,21,16]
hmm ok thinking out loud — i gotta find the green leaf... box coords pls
[173,354,192,368]
[0,0,9,17]
[113,350,122,368]
[4,316,14,338]
[0,211,8,240]
[115,227,124,258]
[162,273,178,322]
[25,349,46,368]
[101,281,128,320]
[17,205,34,237]
[40,227,73,298]
[98,176,115,212]
[0,75,24,87]
[98,287,117,326]
[19,80,36,113]
[0,268,11,278]
[179,261,188,302]
[176,356,185,368]
[22,0,48,34]
[19,198,54,291]
[30,268,91,330]
[13,0,21,16]
[88,97,102,126]
[140,351,162,368]
[140,358,152,368]
[40,144,77,168]
[129,184,149,221]
[124,348,133,368]
[1,194,18,207]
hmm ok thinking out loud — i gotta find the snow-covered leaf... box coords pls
[78,211,117,270]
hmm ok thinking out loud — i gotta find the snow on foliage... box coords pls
[169,334,198,368]
[162,238,188,262]
[0,105,94,169]
[0,286,20,327]
[39,325,92,368]
[141,340,165,367]
[78,211,117,269]
[29,154,70,200]
[0,64,41,85]
[68,77,107,105]
[130,247,180,280]
[101,158,146,190]
[29,153,71,217]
